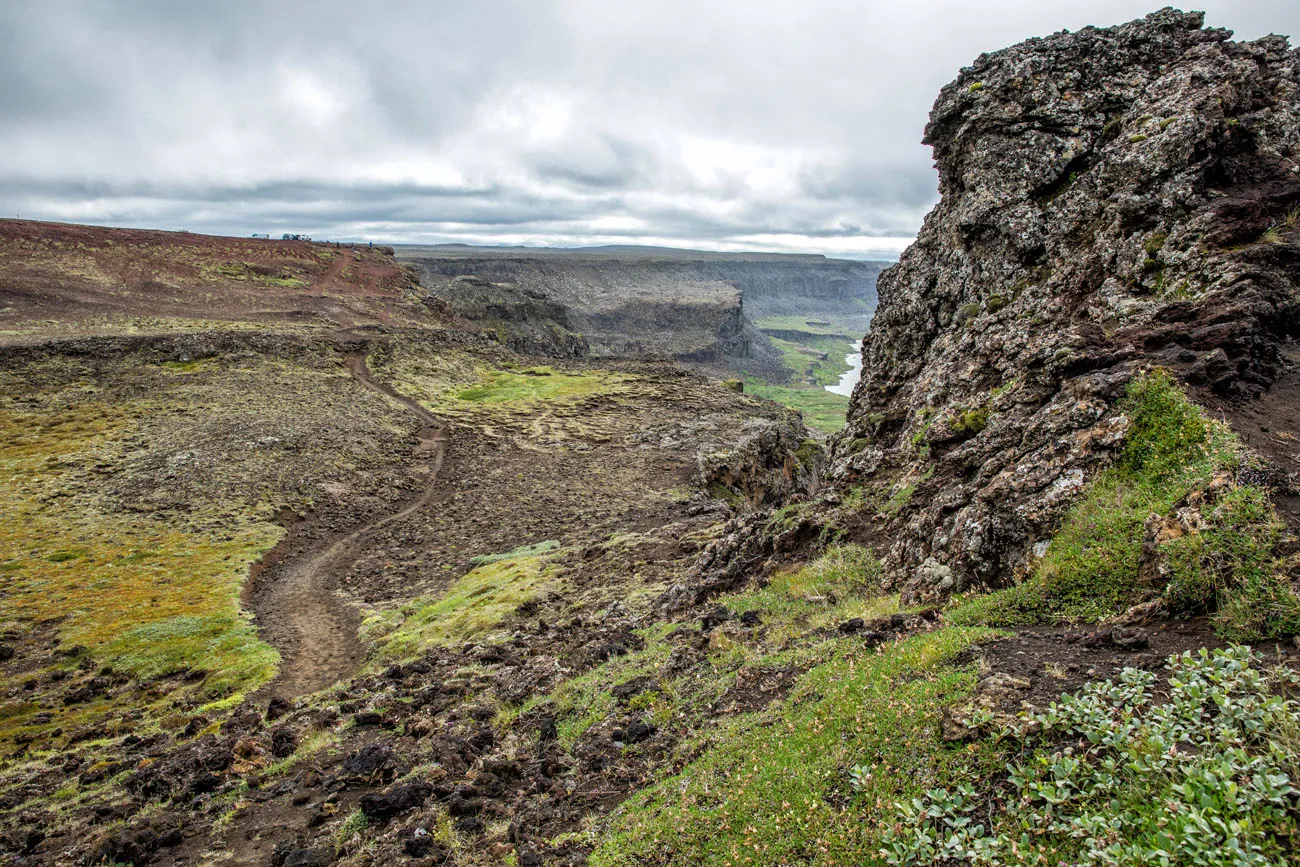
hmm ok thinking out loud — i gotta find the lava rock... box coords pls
[837,618,866,634]
[265,696,292,721]
[700,605,733,631]
[359,782,432,821]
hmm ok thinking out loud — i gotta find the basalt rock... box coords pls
[697,415,822,509]
[836,9,1300,599]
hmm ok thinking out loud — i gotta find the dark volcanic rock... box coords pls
[837,9,1300,600]
[359,782,432,821]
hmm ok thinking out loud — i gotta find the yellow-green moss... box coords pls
[0,401,281,747]
[364,546,563,661]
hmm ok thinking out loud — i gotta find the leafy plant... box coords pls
[878,646,1300,865]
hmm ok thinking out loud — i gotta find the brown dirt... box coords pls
[249,353,450,699]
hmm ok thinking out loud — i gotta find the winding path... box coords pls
[252,352,447,699]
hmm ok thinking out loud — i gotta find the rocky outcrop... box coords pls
[697,415,821,509]
[427,275,589,358]
[836,9,1300,599]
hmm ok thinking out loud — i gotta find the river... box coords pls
[824,340,863,397]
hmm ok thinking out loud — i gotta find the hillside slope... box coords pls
[0,220,445,339]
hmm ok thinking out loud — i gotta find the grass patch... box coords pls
[454,365,632,406]
[364,546,562,660]
[527,545,892,755]
[753,316,858,337]
[0,403,282,745]
[949,369,1297,636]
[468,540,559,567]
[743,381,849,434]
[590,626,1000,866]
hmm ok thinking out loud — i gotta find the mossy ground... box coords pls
[362,542,564,661]
[0,401,281,747]
[949,370,1298,638]
[0,348,419,756]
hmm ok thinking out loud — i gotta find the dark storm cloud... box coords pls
[3,1,1299,257]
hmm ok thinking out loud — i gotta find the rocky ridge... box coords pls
[835,8,1299,599]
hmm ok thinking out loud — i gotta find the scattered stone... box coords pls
[266,696,292,721]
[360,782,432,821]
[701,605,732,630]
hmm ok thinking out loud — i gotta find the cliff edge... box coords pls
[835,9,1299,599]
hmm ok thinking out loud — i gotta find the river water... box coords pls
[824,340,863,397]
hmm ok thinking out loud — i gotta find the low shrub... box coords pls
[877,646,1300,865]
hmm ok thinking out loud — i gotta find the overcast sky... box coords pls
[2,2,1297,258]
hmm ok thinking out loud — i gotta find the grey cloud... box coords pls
[3,1,1299,257]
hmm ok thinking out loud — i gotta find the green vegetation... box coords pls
[208,261,307,288]
[956,302,982,325]
[0,402,282,746]
[363,543,563,660]
[950,370,1297,637]
[591,626,997,866]
[382,349,639,424]
[879,646,1300,865]
[455,365,632,405]
[468,539,560,566]
[744,381,849,434]
[951,405,990,438]
[770,335,856,388]
[753,316,856,336]
[746,316,863,434]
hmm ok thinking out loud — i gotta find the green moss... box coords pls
[468,540,559,567]
[365,546,562,660]
[969,81,985,92]
[454,366,631,406]
[0,402,283,745]
[955,302,982,325]
[949,370,1296,636]
[951,405,990,438]
[1128,134,1149,143]
[590,626,1000,866]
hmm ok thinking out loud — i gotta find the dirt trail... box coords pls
[252,352,447,699]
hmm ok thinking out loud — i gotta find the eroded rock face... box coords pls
[837,9,1300,599]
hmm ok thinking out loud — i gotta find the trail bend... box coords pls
[251,352,447,699]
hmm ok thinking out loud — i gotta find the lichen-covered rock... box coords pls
[837,9,1300,598]
[697,416,821,509]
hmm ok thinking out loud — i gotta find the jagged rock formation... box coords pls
[431,275,589,358]
[836,9,1300,599]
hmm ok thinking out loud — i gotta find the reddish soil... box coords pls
[0,219,440,338]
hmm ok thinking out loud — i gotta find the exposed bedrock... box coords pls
[835,9,1300,599]
[400,251,883,375]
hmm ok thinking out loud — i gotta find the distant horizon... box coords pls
[3,215,903,263]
